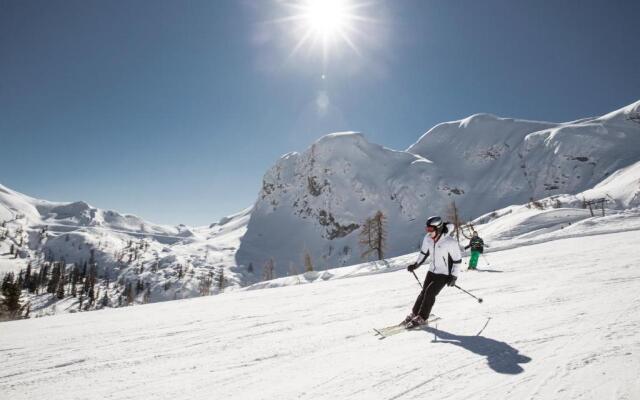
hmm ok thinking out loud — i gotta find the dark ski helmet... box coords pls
[425,216,443,233]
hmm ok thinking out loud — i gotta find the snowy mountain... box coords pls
[0,183,249,317]
[236,100,640,274]
[3,209,639,399]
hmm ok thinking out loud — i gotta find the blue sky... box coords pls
[1,0,639,226]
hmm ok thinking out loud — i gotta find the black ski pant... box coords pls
[412,271,449,319]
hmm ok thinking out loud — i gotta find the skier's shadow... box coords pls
[424,327,531,374]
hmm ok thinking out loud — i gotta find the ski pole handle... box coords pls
[454,284,483,303]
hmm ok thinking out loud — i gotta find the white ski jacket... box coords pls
[415,234,463,277]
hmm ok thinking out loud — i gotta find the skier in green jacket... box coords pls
[464,232,484,270]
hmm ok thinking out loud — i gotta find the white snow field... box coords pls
[2,224,639,399]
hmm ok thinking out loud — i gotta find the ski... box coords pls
[373,316,441,338]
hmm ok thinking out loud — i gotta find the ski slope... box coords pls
[2,225,639,399]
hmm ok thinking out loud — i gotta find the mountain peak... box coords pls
[312,131,369,151]
[459,113,500,126]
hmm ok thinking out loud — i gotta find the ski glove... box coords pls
[407,263,418,272]
[447,275,457,287]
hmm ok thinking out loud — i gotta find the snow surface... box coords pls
[2,215,639,399]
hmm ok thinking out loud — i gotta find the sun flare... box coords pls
[305,0,349,38]
[277,0,373,60]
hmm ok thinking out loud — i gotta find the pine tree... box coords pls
[16,227,24,247]
[1,272,24,320]
[143,286,151,304]
[27,271,38,294]
[56,266,66,299]
[100,290,109,308]
[359,211,387,261]
[136,279,143,295]
[304,251,314,272]
[38,263,50,295]
[17,270,24,289]
[198,272,213,296]
[1,272,14,294]
[71,266,78,297]
[554,198,562,208]
[446,201,463,244]
[47,263,60,294]
[23,263,31,290]
[81,272,89,296]
[263,259,275,281]
[88,267,96,306]
[126,282,134,305]
[82,261,88,279]
[217,267,226,291]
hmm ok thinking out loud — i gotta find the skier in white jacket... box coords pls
[403,216,462,328]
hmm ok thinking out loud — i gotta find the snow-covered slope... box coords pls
[580,160,640,208]
[237,101,640,274]
[2,215,639,400]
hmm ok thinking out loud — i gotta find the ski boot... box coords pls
[405,315,426,329]
[401,313,415,326]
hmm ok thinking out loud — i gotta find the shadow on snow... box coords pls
[424,327,531,374]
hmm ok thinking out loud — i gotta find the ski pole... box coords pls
[454,284,483,303]
[480,253,491,267]
[411,270,423,288]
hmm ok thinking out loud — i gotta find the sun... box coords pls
[275,0,373,60]
[305,0,350,38]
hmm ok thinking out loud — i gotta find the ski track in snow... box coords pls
[2,230,640,399]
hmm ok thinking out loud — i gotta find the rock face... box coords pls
[236,101,640,275]
[236,132,443,276]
